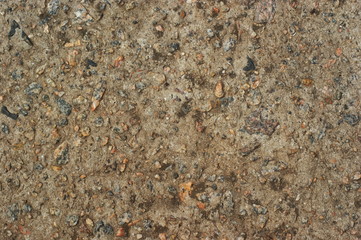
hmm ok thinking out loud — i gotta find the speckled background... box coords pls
[0,0,360,239]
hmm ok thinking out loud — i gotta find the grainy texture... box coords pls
[0,0,360,239]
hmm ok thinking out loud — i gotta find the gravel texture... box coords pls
[0,0,360,239]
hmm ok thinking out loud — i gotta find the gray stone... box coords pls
[57,98,72,116]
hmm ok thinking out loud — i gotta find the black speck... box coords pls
[8,20,20,38]
[169,42,180,53]
[243,56,256,71]
[85,59,98,69]
[167,186,177,194]
[33,163,44,171]
[177,101,191,117]
[110,40,121,46]
[21,31,33,46]
[310,8,320,15]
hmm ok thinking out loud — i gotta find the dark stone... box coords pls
[167,186,177,194]
[25,82,43,96]
[33,163,44,171]
[355,199,361,209]
[220,97,234,107]
[93,221,113,235]
[11,70,23,80]
[269,177,286,191]
[102,223,114,235]
[169,42,180,52]
[143,219,153,230]
[243,111,279,136]
[94,116,104,127]
[56,145,69,165]
[239,142,261,156]
[177,101,191,117]
[21,30,33,46]
[343,114,359,126]
[94,221,105,233]
[243,56,256,71]
[8,20,20,38]
[57,118,68,126]
[1,106,18,120]
[85,59,98,69]
[57,98,72,116]
[7,204,20,221]
[48,0,60,15]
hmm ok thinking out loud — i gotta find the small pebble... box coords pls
[57,98,72,116]
[119,212,132,225]
[93,221,114,235]
[343,114,359,126]
[154,161,162,169]
[258,215,268,228]
[91,85,106,111]
[125,1,137,10]
[1,106,18,120]
[243,56,256,72]
[23,203,32,213]
[253,204,268,215]
[214,81,225,98]
[302,78,313,87]
[223,38,236,52]
[7,204,20,221]
[169,42,180,53]
[24,82,43,96]
[54,141,69,165]
[102,223,114,235]
[135,82,147,90]
[57,118,68,127]
[86,218,94,227]
[143,219,153,230]
[116,227,126,237]
[85,59,98,69]
[66,215,79,227]
[221,191,234,214]
[94,116,104,127]
[206,29,214,38]
[1,123,10,134]
[19,109,29,117]
[94,221,105,233]
[47,0,60,15]
[239,209,248,216]
[80,127,91,137]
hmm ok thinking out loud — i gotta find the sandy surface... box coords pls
[0,0,360,239]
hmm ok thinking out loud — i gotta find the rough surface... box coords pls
[0,0,360,239]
